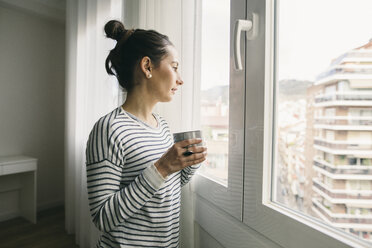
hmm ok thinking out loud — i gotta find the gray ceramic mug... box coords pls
[173,130,203,156]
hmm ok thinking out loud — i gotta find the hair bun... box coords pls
[104,20,125,41]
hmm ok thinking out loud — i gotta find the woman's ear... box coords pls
[140,56,153,79]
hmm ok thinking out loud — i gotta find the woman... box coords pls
[85,20,207,248]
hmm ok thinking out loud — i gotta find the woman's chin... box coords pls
[159,95,173,102]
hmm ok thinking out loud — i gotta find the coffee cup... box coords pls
[173,130,203,156]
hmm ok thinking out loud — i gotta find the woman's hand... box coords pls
[154,138,207,178]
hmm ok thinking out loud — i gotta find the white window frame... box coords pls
[253,1,369,247]
[192,0,245,222]
[193,0,372,247]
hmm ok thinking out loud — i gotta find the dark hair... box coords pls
[104,20,173,92]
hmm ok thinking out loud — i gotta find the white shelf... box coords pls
[0,155,37,223]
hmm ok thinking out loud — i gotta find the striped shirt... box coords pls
[86,106,200,248]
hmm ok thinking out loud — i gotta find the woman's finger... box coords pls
[187,146,207,154]
[194,157,206,164]
[181,152,206,163]
[177,145,206,157]
[184,156,206,167]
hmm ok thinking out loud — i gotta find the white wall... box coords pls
[0,5,65,217]
[194,222,225,248]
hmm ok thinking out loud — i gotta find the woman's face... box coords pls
[150,45,183,102]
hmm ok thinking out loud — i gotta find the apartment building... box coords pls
[309,39,372,241]
[277,100,307,212]
[200,94,229,182]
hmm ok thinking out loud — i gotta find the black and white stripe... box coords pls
[86,107,200,248]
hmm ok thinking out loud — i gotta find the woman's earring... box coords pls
[147,74,152,78]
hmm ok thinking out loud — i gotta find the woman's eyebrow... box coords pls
[171,61,179,66]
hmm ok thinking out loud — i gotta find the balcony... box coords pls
[312,179,372,204]
[313,158,372,177]
[314,116,372,130]
[314,91,372,107]
[315,56,372,85]
[312,198,372,228]
[314,138,372,150]
[316,65,372,83]
[313,139,372,156]
[313,162,372,180]
[327,51,372,68]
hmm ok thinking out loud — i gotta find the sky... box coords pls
[200,0,372,90]
[201,0,230,90]
[278,0,372,81]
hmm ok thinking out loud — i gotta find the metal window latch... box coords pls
[234,13,259,70]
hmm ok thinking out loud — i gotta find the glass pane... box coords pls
[198,0,230,184]
[273,0,372,244]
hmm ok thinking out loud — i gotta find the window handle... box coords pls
[234,13,259,70]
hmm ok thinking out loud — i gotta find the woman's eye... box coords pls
[173,67,178,71]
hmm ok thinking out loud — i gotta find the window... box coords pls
[325,130,335,140]
[347,180,372,191]
[324,176,333,188]
[325,85,337,94]
[193,0,244,221]
[338,81,350,92]
[198,0,230,184]
[272,0,372,245]
[348,157,358,166]
[324,108,335,117]
[193,0,372,247]
[325,152,334,164]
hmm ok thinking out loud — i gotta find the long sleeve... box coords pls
[180,164,201,187]
[86,160,165,232]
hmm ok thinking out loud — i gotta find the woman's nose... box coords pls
[176,77,184,85]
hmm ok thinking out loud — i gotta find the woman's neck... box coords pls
[122,89,158,126]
